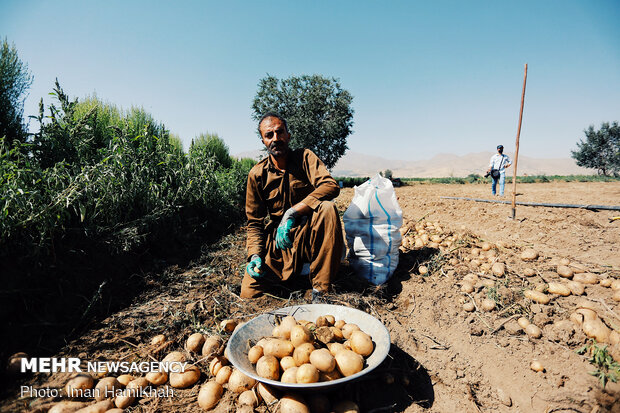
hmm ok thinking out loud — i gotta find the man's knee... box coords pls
[315,201,339,221]
[240,271,264,298]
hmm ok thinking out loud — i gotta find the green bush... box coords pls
[1,82,253,260]
[191,132,232,169]
[333,176,370,188]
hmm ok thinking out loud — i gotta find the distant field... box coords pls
[334,174,620,187]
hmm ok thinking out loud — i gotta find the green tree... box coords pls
[190,132,232,169]
[252,74,354,170]
[0,38,33,147]
[571,122,620,176]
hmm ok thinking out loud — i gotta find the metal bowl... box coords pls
[226,304,391,391]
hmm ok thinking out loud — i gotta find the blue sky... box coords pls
[2,0,619,161]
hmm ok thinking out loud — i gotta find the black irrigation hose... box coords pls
[440,196,620,211]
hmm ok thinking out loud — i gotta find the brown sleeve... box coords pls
[245,167,267,260]
[300,149,340,210]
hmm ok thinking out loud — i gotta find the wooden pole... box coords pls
[511,63,528,220]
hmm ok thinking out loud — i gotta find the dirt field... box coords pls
[2,181,619,413]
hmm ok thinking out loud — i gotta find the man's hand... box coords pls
[275,207,298,249]
[246,254,263,278]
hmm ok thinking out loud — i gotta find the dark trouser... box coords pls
[241,201,344,298]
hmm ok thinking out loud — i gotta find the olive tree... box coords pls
[571,122,620,176]
[252,74,354,170]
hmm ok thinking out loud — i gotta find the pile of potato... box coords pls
[399,220,456,252]
[247,314,374,384]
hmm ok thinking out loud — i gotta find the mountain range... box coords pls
[235,150,591,178]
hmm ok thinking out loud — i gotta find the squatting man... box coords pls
[241,113,344,299]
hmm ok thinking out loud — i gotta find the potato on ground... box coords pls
[220,319,237,333]
[185,333,205,353]
[280,392,311,413]
[94,377,121,400]
[150,334,166,346]
[524,290,550,304]
[525,324,542,339]
[163,351,186,363]
[215,365,233,384]
[491,263,505,276]
[257,383,279,406]
[48,401,89,413]
[480,299,496,312]
[202,336,223,357]
[556,265,573,278]
[567,281,585,295]
[169,365,201,388]
[197,381,223,410]
[582,319,611,343]
[530,360,544,372]
[520,249,538,261]
[333,400,361,413]
[65,374,95,397]
[6,352,28,375]
[117,374,134,386]
[517,317,530,329]
[114,392,136,409]
[75,400,114,413]
[127,377,149,390]
[238,389,260,408]
[145,371,167,386]
[573,273,598,284]
[547,282,571,296]
[209,356,228,376]
[228,369,257,393]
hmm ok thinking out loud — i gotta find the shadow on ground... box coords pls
[319,343,434,411]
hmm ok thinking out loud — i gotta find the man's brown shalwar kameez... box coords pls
[241,148,344,298]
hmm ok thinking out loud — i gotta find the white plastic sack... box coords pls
[343,174,403,285]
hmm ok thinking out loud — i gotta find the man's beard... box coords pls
[268,142,289,157]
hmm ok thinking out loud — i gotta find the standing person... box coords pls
[486,145,512,196]
[242,113,344,299]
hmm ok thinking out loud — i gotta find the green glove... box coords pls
[275,207,298,250]
[246,254,263,278]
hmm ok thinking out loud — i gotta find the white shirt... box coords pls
[489,153,511,171]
